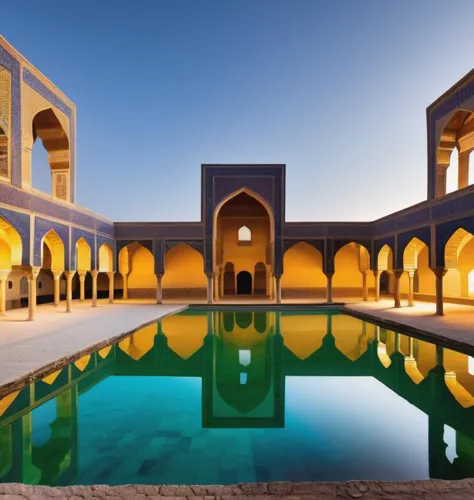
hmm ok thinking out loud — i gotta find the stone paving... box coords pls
[346,299,474,352]
[1,479,474,500]
[0,299,186,397]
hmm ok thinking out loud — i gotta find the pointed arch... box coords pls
[213,188,275,279]
[443,227,474,298]
[98,243,113,273]
[377,244,393,272]
[333,242,373,297]
[76,237,91,272]
[31,108,71,201]
[163,243,206,299]
[0,216,22,269]
[437,109,474,196]
[120,242,156,298]
[282,241,325,298]
[403,237,427,270]
[42,229,65,271]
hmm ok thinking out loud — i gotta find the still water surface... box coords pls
[0,309,473,485]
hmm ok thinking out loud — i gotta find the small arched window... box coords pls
[238,226,252,245]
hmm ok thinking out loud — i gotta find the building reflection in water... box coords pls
[1,310,474,484]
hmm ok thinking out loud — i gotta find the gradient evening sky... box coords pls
[2,1,474,222]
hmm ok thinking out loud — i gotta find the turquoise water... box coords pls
[1,309,474,485]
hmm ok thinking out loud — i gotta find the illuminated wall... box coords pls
[126,244,156,297]
[333,243,374,296]
[282,242,326,297]
[163,244,206,298]
[218,217,270,277]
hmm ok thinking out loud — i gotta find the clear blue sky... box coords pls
[2,1,474,222]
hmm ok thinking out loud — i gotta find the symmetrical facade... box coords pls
[1,36,474,318]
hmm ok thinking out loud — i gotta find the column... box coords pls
[0,271,8,315]
[394,333,401,353]
[373,270,380,301]
[275,275,282,304]
[122,273,128,300]
[52,270,63,307]
[213,273,219,301]
[220,268,225,297]
[156,274,163,304]
[392,269,404,308]
[362,271,368,301]
[107,272,115,304]
[436,344,444,368]
[91,271,98,307]
[458,150,470,190]
[207,275,213,304]
[325,272,334,303]
[27,267,40,321]
[78,271,87,302]
[64,271,75,313]
[266,265,272,299]
[433,267,447,316]
[437,164,449,197]
[407,270,415,307]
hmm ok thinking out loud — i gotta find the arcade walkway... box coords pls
[347,300,474,350]
[0,300,185,396]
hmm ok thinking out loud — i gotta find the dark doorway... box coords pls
[237,271,252,294]
[380,271,389,294]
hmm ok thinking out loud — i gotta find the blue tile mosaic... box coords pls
[114,224,203,240]
[0,182,113,235]
[0,45,21,187]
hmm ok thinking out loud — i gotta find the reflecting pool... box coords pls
[1,309,474,485]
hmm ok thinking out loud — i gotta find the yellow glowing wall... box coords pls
[0,236,11,269]
[457,237,474,297]
[98,244,113,273]
[128,245,156,289]
[76,238,91,271]
[163,244,206,288]
[218,217,270,276]
[42,231,65,271]
[333,244,374,294]
[282,242,326,289]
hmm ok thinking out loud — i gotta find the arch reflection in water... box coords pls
[1,309,474,485]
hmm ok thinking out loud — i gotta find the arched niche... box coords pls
[31,108,71,201]
[162,243,206,299]
[282,241,325,298]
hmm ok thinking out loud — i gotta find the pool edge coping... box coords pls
[1,478,474,498]
[0,305,188,399]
